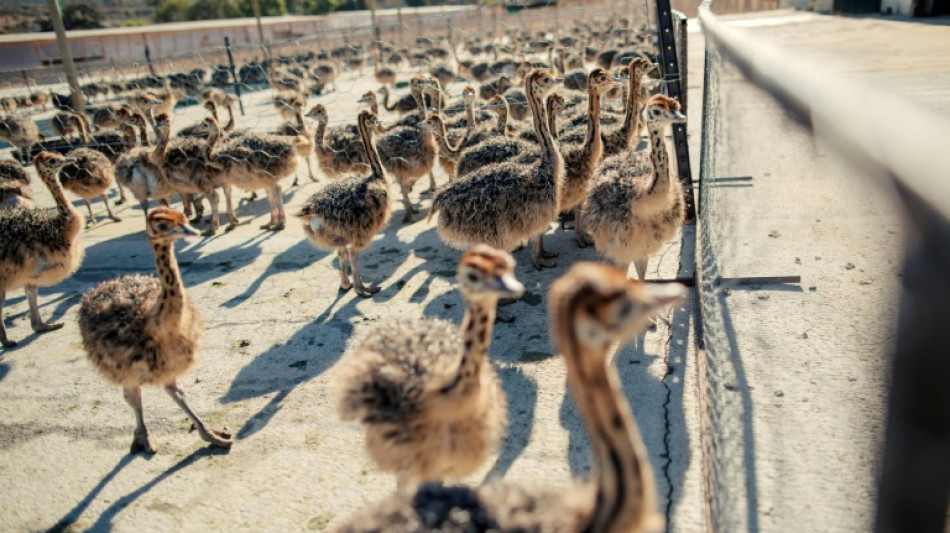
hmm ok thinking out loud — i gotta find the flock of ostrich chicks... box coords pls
[0,18,692,531]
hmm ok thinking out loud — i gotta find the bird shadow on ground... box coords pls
[219,239,329,308]
[558,332,665,478]
[0,360,8,382]
[483,366,539,482]
[48,447,229,533]
[219,287,366,440]
[46,454,139,533]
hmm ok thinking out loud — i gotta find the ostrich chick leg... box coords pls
[84,199,97,227]
[101,194,121,223]
[399,184,417,223]
[124,386,157,454]
[0,291,15,347]
[348,247,380,297]
[338,248,353,292]
[531,235,557,270]
[164,381,233,448]
[25,285,63,333]
[422,171,437,195]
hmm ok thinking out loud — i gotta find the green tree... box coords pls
[237,0,287,16]
[301,0,340,14]
[62,4,104,29]
[186,0,241,20]
[153,0,190,22]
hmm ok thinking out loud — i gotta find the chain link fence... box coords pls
[696,2,950,531]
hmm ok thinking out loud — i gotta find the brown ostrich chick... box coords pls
[78,207,232,454]
[338,245,524,486]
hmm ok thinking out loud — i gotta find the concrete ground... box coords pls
[685,9,949,533]
[1,38,701,533]
[0,9,945,533]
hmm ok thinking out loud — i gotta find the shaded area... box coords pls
[483,366,538,481]
[48,455,138,533]
[82,447,229,532]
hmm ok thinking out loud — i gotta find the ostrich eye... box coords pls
[466,272,479,283]
[156,222,168,231]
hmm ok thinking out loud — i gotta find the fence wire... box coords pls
[696,3,950,532]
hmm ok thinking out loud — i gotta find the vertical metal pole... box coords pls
[144,45,157,78]
[224,36,246,116]
[21,70,31,92]
[675,11,687,113]
[874,192,950,533]
[654,0,694,222]
[45,0,84,114]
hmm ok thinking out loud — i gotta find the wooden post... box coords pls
[397,4,405,47]
[367,0,381,56]
[45,0,84,114]
[252,0,270,58]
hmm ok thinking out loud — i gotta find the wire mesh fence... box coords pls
[696,2,950,532]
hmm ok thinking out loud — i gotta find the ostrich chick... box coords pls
[338,246,523,486]
[57,148,122,227]
[0,159,33,208]
[79,207,232,454]
[1,151,85,347]
[583,95,687,281]
[335,263,684,533]
[297,111,390,298]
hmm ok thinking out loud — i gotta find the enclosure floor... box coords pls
[687,10,949,532]
[0,9,944,532]
[0,64,703,533]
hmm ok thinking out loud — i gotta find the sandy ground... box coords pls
[1,34,701,533]
[0,9,946,532]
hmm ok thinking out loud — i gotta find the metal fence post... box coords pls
[144,45,157,78]
[654,0,695,221]
[874,192,950,533]
[224,37,246,116]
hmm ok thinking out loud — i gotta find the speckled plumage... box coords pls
[454,137,539,180]
[0,116,39,153]
[334,263,673,533]
[80,274,202,388]
[78,207,231,453]
[454,94,563,180]
[58,148,115,200]
[2,152,84,308]
[0,204,84,290]
[338,246,519,483]
[375,125,438,187]
[0,160,32,208]
[115,145,173,209]
[558,69,616,212]
[162,126,224,195]
[338,317,506,480]
[335,480,593,533]
[583,149,684,264]
[312,109,371,179]
[299,171,391,250]
[215,131,300,187]
[432,148,562,252]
